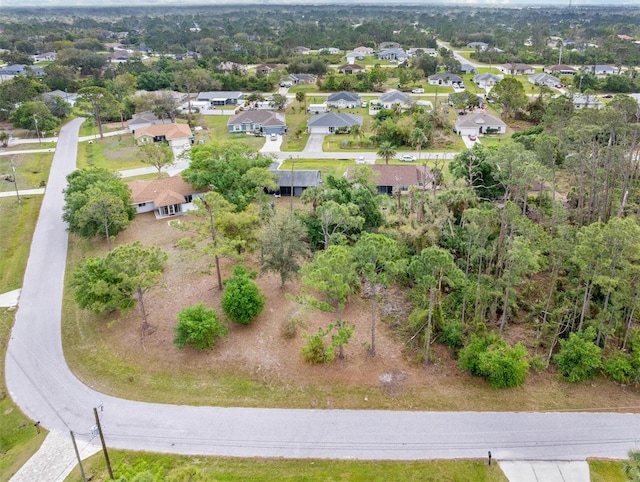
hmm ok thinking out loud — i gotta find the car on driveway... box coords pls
[468,134,477,141]
[399,154,416,162]
[270,133,277,141]
[412,88,425,94]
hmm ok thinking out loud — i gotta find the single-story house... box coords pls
[256,63,280,75]
[127,111,166,133]
[353,46,374,55]
[544,64,577,75]
[307,112,362,134]
[337,63,366,74]
[499,63,535,75]
[345,52,366,64]
[227,110,287,135]
[134,123,193,149]
[307,103,329,114]
[293,46,311,55]
[428,73,464,87]
[467,41,488,51]
[473,73,503,89]
[454,112,507,136]
[110,50,131,63]
[288,73,317,85]
[407,47,437,57]
[376,48,408,62]
[42,90,78,107]
[269,169,321,197]
[379,42,401,50]
[347,164,434,195]
[585,65,618,77]
[128,176,205,219]
[460,63,477,75]
[32,52,56,62]
[377,90,412,109]
[327,91,361,109]
[196,91,243,105]
[572,94,602,110]
[320,47,340,55]
[0,64,45,76]
[528,72,561,88]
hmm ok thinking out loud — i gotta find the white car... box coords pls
[399,154,416,162]
[412,88,425,94]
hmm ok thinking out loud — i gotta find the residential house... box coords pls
[454,112,507,136]
[32,52,56,62]
[0,64,45,77]
[288,73,317,85]
[460,63,477,75]
[110,50,131,63]
[571,94,602,110]
[217,61,247,74]
[327,91,361,109]
[134,123,193,149]
[269,169,321,197]
[227,110,287,135]
[467,41,489,51]
[307,103,329,114]
[585,65,618,77]
[428,73,464,87]
[407,47,438,57]
[379,42,401,50]
[320,47,340,55]
[307,112,362,134]
[128,176,205,218]
[353,46,374,55]
[127,112,166,133]
[377,90,412,109]
[345,51,365,64]
[499,63,535,75]
[347,164,434,195]
[196,91,243,105]
[337,63,366,74]
[293,46,311,55]
[544,64,577,76]
[376,48,408,62]
[42,90,78,107]
[473,73,503,89]
[528,72,561,88]
[256,63,280,75]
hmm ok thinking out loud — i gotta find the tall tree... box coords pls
[376,141,397,165]
[78,86,118,139]
[139,142,175,177]
[489,77,528,121]
[316,200,364,249]
[174,62,213,126]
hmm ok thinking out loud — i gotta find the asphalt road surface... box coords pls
[5,118,640,461]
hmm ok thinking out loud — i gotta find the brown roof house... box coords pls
[348,164,434,195]
[134,123,193,149]
[128,176,205,218]
[337,63,366,74]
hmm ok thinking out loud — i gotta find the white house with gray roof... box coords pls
[376,48,408,62]
[377,90,412,109]
[528,72,561,88]
[307,112,362,134]
[269,169,321,197]
[228,110,287,135]
[474,73,503,89]
[197,91,243,105]
[428,73,464,87]
[327,91,361,109]
[454,112,506,137]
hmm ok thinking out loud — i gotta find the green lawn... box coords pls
[280,158,355,179]
[199,115,266,151]
[77,134,143,171]
[589,459,626,482]
[288,84,320,94]
[66,451,508,482]
[78,121,127,138]
[0,196,47,481]
[0,152,53,193]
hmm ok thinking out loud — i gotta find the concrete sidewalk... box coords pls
[0,288,20,308]
[499,461,590,482]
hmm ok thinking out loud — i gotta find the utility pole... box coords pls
[33,115,41,144]
[93,407,113,480]
[289,156,295,212]
[10,158,20,203]
[70,431,87,482]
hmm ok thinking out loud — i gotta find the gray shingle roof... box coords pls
[378,90,410,103]
[327,91,361,103]
[270,169,321,188]
[307,112,362,128]
[228,110,286,126]
[455,112,506,129]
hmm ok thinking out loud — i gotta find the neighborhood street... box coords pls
[4,119,640,481]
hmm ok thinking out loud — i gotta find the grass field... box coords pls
[0,152,54,193]
[77,135,143,171]
[589,459,626,482]
[199,115,266,151]
[66,451,509,482]
[280,158,355,179]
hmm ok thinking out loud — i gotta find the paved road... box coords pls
[5,118,640,471]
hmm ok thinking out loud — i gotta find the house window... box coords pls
[184,195,193,203]
[159,204,182,216]
[138,202,146,207]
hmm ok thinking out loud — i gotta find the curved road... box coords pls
[6,118,640,463]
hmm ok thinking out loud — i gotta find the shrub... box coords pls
[221,265,265,325]
[301,327,333,364]
[603,351,634,384]
[554,328,602,382]
[441,320,464,349]
[174,303,227,351]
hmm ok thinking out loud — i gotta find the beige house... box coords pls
[128,176,204,218]
[134,123,193,149]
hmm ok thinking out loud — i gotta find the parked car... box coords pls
[270,133,277,141]
[603,94,613,98]
[412,88,425,94]
[468,134,477,141]
[361,101,368,107]
[356,156,366,164]
[399,154,416,162]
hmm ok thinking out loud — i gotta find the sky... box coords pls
[0,0,636,7]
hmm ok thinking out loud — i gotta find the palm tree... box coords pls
[377,141,397,165]
[409,128,428,149]
[349,124,363,142]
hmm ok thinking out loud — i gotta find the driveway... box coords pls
[303,133,325,153]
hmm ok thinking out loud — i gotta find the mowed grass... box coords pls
[77,135,143,171]
[0,152,54,192]
[0,196,47,481]
[589,459,626,482]
[66,451,508,482]
[199,115,266,151]
[280,158,355,179]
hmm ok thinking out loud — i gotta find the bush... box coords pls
[441,320,464,349]
[554,328,602,382]
[174,303,227,351]
[458,333,529,388]
[603,351,634,384]
[301,327,333,364]
[221,266,265,325]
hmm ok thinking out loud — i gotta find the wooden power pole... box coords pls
[94,407,114,479]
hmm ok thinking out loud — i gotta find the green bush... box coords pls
[458,333,529,388]
[603,351,634,384]
[441,320,464,349]
[174,303,227,351]
[221,265,265,325]
[301,327,333,364]
[554,328,602,382]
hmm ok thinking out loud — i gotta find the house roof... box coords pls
[228,110,286,126]
[270,169,321,188]
[42,90,77,101]
[529,72,560,84]
[455,112,506,129]
[127,111,162,127]
[289,73,317,81]
[197,91,243,101]
[327,91,361,103]
[337,63,365,70]
[134,123,192,140]
[545,64,576,72]
[502,63,534,71]
[379,90,411,103]
[474,73,502,82]
[128,176,199,207]
[307,112,362,128]
[467,42,488,47]
[429,73,464,82]
[348,164,433,187]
